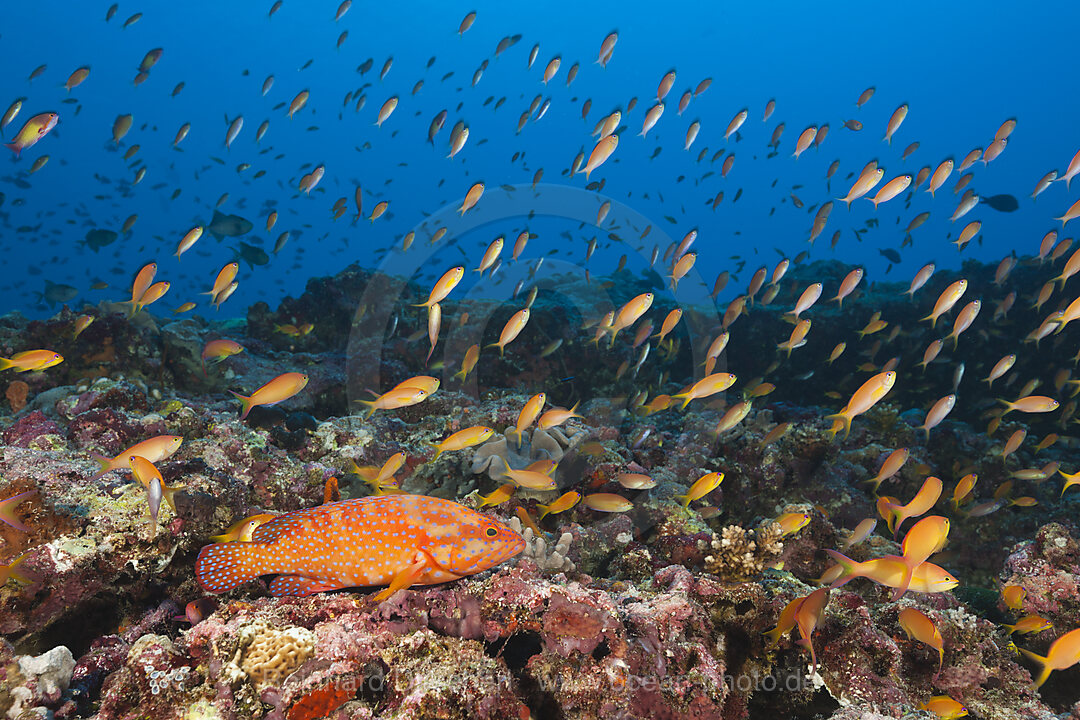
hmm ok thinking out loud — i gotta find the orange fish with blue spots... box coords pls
[195,495,524,600]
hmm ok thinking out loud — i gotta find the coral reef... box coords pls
[1,257,1079,719]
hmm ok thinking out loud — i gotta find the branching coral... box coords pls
[703,521,783,581]
[508,516,576,573]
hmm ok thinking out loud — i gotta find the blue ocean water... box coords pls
[0,1,1077,319]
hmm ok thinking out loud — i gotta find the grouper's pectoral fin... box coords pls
[269,574,345,597]
[372,550,431,602]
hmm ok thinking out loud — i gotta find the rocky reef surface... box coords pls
[1,259,1078,719]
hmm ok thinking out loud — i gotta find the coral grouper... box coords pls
[196,495,525,600]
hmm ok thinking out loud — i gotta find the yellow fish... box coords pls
[674,471,723,507]
[359,386,428,418]
[826,371,896,439]
[230,372,309,419]
[431,426,495,461]
[500,459,557,491]
[776,512,810,537]
[415,267,464,308]
[459,182,485,214]
[537,491,581,519]
[898,608,945,680]
[211,513,279,543]
[0,349,63,372]
[4,111,58,158]
[918,696,967,720]
[672,373,737,409]
[538,402,582,430]
[455,344,481,381]
[487,309,530,356]
[1003,615,1053,635]
[1019,628,1080,686]
[824,550,958,594]
[921,279,968,328]
[582,493,634,512]
[478,483,515,508]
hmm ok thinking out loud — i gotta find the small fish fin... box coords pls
[4,143,20,158]
[890,561,915,601]
[801,636,819,676]
[356,398,379,418]
[0,553,38,586]
[88,452,115,482]
[823,413,850,440]
[160,483,186,513]
[0,490,35,532]
[1018,648,1051,687]
[0,358,11,371]
[372,550,430,602]
[822,549,857,588]
[194,542,267,594]
[763,625,789,649]
[7,564,37,585]
[229,390,253,419]
[268,574,343,597]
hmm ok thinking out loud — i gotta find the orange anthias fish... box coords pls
[1019,628,1080,686]
[4,111,58,158]
[211,513,278,543]
[230,372,309,419]
[0,350,63,372]
[196,495,524,600]
[89,435,184,481]
[824,549,958,594]
[892,514,950,600]
[826,371,896,439]
[898,607,945,681]
[201,339,244,373]
[918,696,968,720]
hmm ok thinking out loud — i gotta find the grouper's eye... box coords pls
[485,527,498,537]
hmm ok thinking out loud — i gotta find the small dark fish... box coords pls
[83,228,118,251]
[207,210,253,239]
[233,240,269,269]
[980,194,1019,212]
[38,279,77,306]
[879,248,901,264]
